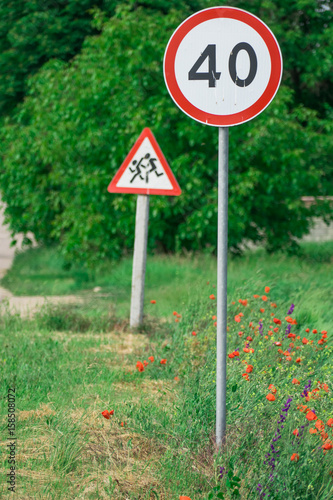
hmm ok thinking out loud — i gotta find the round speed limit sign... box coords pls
[164,7,283,127]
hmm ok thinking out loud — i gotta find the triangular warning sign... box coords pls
[108,128,181,196]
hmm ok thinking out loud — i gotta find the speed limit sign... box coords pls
[164,6,282,126]
[164,6,283,450]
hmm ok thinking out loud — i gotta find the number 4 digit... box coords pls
[188,44,221,88]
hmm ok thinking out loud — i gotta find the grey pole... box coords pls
[216,127,229,448]
[130,194,150,328]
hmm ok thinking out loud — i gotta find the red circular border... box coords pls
[164,7,282,127]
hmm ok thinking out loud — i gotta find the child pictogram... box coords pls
[129,153,164,184]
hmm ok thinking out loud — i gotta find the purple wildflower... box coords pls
[259,321,263,336]
[218,466,228,480]
[261,397,293,497]
[287,304,295,315]
[285,323,292,338]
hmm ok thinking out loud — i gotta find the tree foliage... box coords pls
[0,2,332,265]
[0,0,200,115]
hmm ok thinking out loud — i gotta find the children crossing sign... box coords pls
[108,128,181,329]
[108,128,181,196]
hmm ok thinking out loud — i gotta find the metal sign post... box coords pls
[130,194,149,328]
[164,6,282,447]
[216,127,229,447]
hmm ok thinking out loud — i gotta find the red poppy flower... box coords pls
[289,342,295,348]
[273,318,281,325]
[297,404,308,412]
[209,294,215,300]
[321,330,327,335]
[160,359,167,364]
[296,357,301,363]
[312,329,317,334]
[101,410,114,419]
[120,421,127,427]
[262,295,268,301]
[305,328,310,333]
[291,453,299,462]
[214,322,217,327]
[238,331,243,337]
[243,348,249,353]
[246,336,253,342]
[212,315,217,320]
[260,308,265,313]
[266,394,275,401]
[249,348,254,353]
[143,360,149,366]
[192,331,197,336]
[253,294,260,298]
[315,420,325,431]
[270,303,277,308]
[234,351,239,356]
[327,418,333,427]
[274,341,282,346]
[269,384,277,393]
[293,429,299,436]
[265,286,270,293]
[322,440,333,451]
[173,311,178,316]
[292,378,300,385]
[228,353,235,358]
[306,411,317,421]
[148,356,154,363]
[302,338,308,344]
[234,315,241,323]
[174,376,179,381]
[242,373,249,380]
[150,300,156,304]
[246,364,253,373]
[179,496,192,500]
[136,361,145,372]
[175,319,179,322]
[309,428,317,434]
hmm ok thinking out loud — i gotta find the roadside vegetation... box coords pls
[0,243,332,498]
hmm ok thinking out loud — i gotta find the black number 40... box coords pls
[188,43,257,88]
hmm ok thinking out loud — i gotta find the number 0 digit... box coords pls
[229,42,257,87]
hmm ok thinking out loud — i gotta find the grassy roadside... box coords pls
[1,242,333,325]
[0,243,332,498]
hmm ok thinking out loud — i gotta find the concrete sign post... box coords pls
[108,128,181,328]
[164,6,282,447]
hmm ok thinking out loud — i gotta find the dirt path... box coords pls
[0,198,82,316]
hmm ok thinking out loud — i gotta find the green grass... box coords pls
[2,242,333,328]
[0,243,332,498]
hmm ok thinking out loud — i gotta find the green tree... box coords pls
[0,0,201,115]
[0,3,332,266]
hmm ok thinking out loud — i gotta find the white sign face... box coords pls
[116,137,173,190]
[175,18,271,116]
[164,7,283,127]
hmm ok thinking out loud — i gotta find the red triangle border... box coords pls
[107,128,181,196]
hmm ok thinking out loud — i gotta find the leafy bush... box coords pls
[0,3,332,266]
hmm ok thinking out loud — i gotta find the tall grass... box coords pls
[0,243,332,498]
